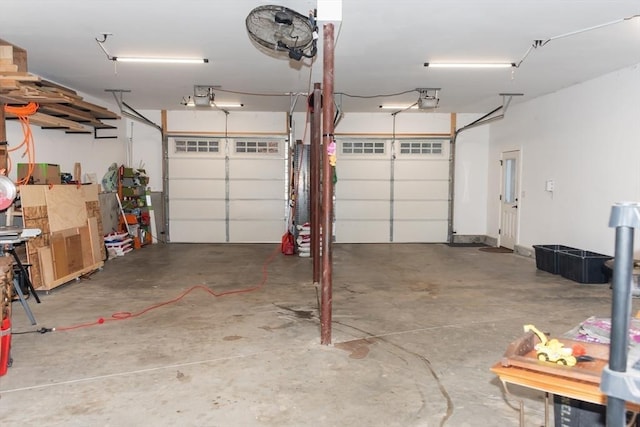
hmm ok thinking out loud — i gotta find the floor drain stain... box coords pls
[335,338,377,359]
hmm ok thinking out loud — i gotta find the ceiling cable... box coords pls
[214,87,293,97]
[515,14,640,68]
[224,108,229,139]
[514,44,537,69]
[337,89,418,99]
[214,87,415,102]
[543,14,640,45]
[389,101,419,116]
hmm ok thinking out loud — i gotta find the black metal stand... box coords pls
[7,244,40,304]
[11,274,36,325]
[2,241,40,325]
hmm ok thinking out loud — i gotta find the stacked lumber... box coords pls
[0,257,13,321]
[0,39,120,133]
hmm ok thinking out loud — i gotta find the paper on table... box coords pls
[20,228,42,238]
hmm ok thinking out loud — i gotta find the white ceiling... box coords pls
[2,1,639,114]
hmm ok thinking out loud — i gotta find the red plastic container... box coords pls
[0,316,11,376]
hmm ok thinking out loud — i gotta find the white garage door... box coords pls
[335,138,450,243]
[168,137,287,243]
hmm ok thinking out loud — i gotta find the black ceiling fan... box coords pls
[246,5,318,61]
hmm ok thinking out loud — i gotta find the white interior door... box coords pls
[499,150,521,249]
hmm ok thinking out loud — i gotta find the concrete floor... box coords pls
[0,243,634,426]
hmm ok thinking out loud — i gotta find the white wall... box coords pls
[168,110,289,135]
[487,63,640,256]
[127,111,163,191]
[453,115,490,236]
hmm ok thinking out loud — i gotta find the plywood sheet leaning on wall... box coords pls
[37,247,54,286]
[84,185,106,261]
[19,199,50,289]
[87,217,103,264]
[20,184,105,290]
[78,226,93,267]
[45,185,89,231]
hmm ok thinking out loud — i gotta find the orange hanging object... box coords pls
[4,102,39,184]
[4,102,39,116]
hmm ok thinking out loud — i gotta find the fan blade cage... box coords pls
[246,5,314,53]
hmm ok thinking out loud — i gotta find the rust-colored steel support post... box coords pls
[0,105,7,172]
[311,83,322,283]
[321,23,335,345]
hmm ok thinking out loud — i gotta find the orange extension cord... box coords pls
[53,245,282,332]
[4,102,38,184]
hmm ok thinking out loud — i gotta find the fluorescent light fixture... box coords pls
[214,102,244,108]
[183,97,243,108]
[113,57,208,64]
[379,105,418,110]
[96,34,209,65]
[424,62,515,68]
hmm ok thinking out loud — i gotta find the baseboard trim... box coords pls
[484,236,498,247]
[452,234,498,247]
[514,244,534,258]
[451,235,486,244]
[453,235,534,258]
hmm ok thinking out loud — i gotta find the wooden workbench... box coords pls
[491,332,640,426]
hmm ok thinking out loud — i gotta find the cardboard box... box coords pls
[17,163,61,185]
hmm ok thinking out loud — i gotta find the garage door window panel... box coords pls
[175,139,220,153]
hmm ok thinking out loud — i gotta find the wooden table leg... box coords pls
[500,380,525,427]
[545,392,550,427]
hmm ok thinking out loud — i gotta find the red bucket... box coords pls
[0,316,11,376]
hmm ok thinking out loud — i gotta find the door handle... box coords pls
[512,205,518,209]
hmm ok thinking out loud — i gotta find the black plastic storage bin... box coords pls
[557,250,613,284]
[533,245,578,274]
[554,396,604,426]
[554,395,639,426]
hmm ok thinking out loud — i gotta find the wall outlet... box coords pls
[545,180,555,192]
